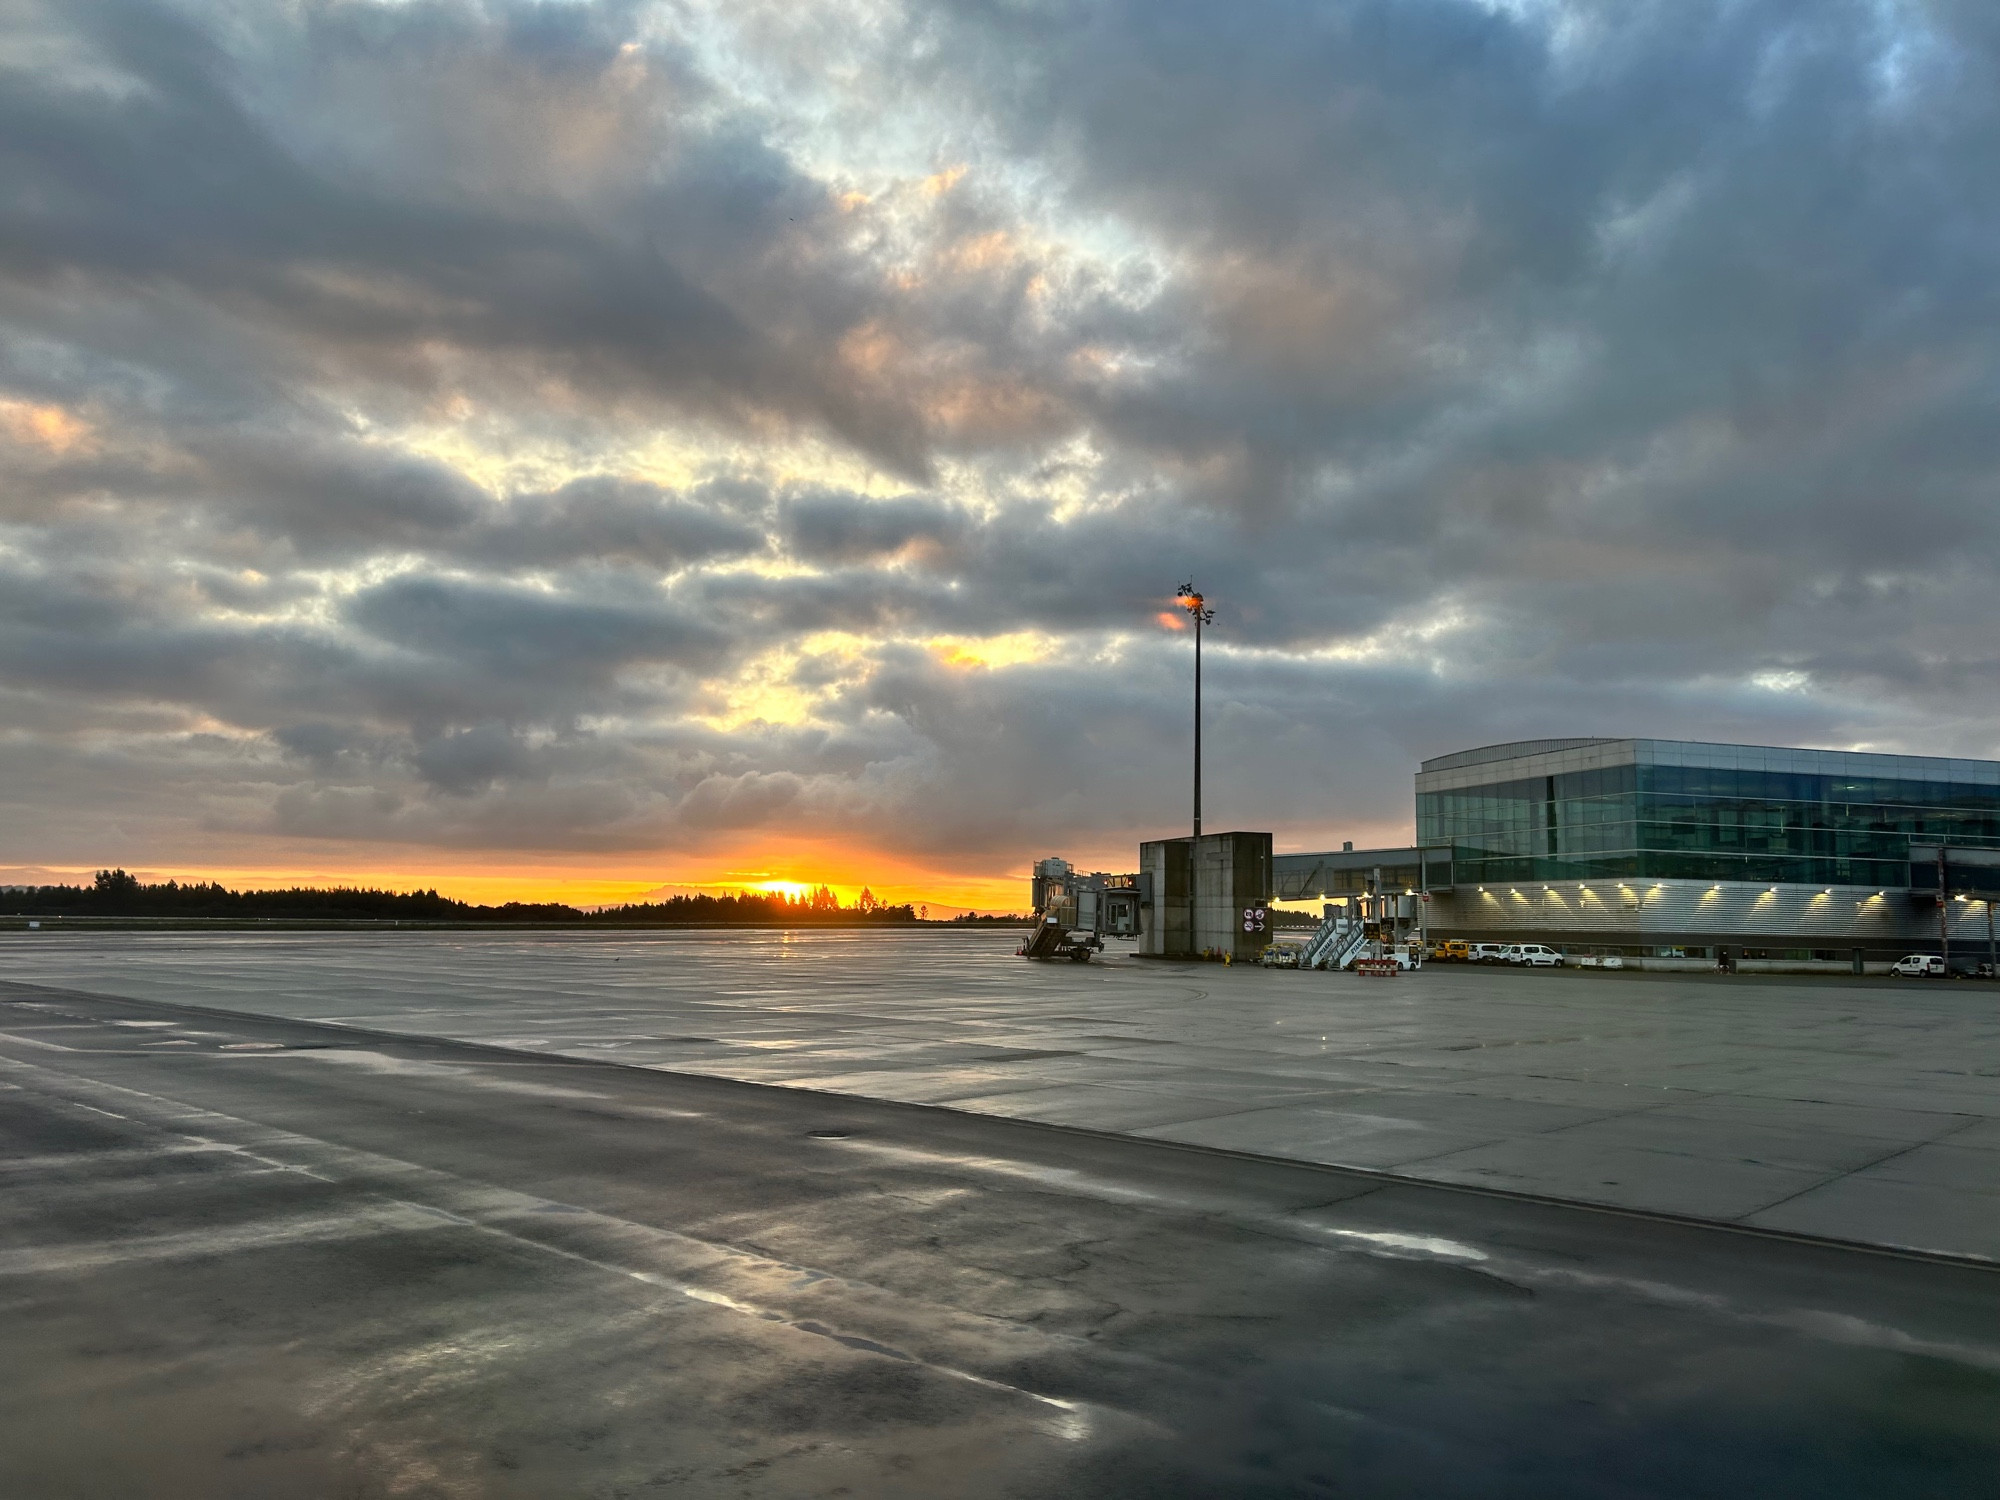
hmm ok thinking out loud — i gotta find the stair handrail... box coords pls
[1326,922,1368,971]
[1299,913,1344,970]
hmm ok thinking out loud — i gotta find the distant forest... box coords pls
[0,869,1005,925]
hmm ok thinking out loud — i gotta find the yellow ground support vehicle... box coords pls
[1433,939,1471,963]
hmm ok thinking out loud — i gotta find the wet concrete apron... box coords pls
[2,984,1997,1498]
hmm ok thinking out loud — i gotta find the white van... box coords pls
[1468,943,1509,965]
[1502,944,1563,967]
[1890,954,1946,978]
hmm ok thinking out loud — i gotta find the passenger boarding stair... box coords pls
[1299,914,1368,971]
[1019,917,1067,959]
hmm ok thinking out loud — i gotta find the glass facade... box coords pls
[1418,750,2000,888]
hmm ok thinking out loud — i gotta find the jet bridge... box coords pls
[1273,845,1453,905]
[1021,857,1143,962]
[1273,844,1452,957]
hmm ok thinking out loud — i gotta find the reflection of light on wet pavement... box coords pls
[2,1036,1117,1439]
[827,1136,1183,1208]
[5,928,1998,1260]
[1309,1227,1488,1262]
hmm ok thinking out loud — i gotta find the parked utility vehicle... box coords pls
[1502,943,1563,967]
[1890,954,1947,977]
[1260,939,1307,968]
[1468,943,1510,965]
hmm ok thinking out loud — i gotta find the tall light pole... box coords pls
[1176,582,1214,839]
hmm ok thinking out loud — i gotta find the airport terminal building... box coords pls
[1410,738,2000,966]
[1128,736,2000,967]
[1128,736,2000,964]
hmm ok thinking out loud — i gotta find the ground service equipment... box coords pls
[1021,858,1144,962]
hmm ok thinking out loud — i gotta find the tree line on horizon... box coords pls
[2,869,1026,925]
[595,884,923,924]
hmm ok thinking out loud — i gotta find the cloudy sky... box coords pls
[2,0,1996,909]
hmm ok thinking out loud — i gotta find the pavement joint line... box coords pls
[0,1048,1126,1431]
[1737,1112,1997,1222]
[3,978,1997,1275]
[1378,1094,1693,1166]
[0,1028,76,1051]
[419,1200,1102,1430]
[0,1202,463,1279]
[22,1029,1998,1384]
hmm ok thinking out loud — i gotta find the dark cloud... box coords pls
[3,0,2000,884]
[465,477,766,570]
[344,573,731,687]
[783,490,965,563]
[1,0,929,466]
[197,434,490,548]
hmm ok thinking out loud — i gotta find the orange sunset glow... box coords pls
[0,852,1037,917]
